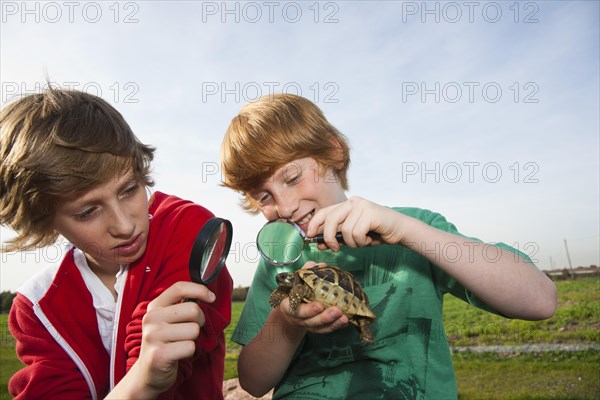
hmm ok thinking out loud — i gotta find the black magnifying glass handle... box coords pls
[309,231,381,244]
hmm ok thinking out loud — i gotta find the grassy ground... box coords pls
[444,276,599,346]
[2,277,599,399]
[454,351,600,399]
[447,277,600,399]
[224,301,244,380]
[0,316,18,399]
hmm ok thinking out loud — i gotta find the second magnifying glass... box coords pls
[256,218,379,266]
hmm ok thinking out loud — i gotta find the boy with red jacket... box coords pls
[1,89,232,399]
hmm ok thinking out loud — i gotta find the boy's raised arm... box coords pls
[399,217,557,320]
[307,196,557,321]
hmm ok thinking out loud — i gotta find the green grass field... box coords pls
[454,351,600,399]
[1,315,18,400]
[444,276,599,346]
[2,277,599,399]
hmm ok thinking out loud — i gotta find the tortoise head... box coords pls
[275,272,296,288]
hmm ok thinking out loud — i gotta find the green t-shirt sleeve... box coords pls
[232,259,273,345]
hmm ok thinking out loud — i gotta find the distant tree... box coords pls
[232,286,249,302]
[0,291,17,313]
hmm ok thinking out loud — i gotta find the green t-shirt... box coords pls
[233,208,528,400]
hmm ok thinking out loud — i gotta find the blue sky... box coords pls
[1,1,599,291]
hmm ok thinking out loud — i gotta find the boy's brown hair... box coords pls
[220,93,350,214]
[0,88,155,252]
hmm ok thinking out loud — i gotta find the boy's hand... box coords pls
[277,298,348,334]
[275,261,348,334]
[306,196,406,251]
[135,281,215,395]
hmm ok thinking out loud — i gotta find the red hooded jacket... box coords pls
[9,192,233,399]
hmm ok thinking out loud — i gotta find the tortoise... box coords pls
[269,265,376,345]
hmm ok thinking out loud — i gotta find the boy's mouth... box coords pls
[296,210,315,232]
[112,233,143,257]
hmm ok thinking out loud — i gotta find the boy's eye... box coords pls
[282,163,303,185]
[283,170,303,186]
[286,174,300,184]
[254,192,271,206]
[122,182,140,196]
[259,194,271,204]
[74,207,97,221]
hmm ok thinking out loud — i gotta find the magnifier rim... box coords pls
[188,217,233,285]
[256,218,306,266]
[278,218,308,239]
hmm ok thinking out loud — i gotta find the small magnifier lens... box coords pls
[256,219,376,266]
[256,219,307,266]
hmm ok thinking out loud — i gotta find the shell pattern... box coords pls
[269,265,376,344]
[296,266,376,321]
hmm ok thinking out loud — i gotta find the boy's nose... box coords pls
[109,207,135,237]
[276,198,298,220]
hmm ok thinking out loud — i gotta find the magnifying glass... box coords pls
[188,217,233,285]
[256,218,379,266]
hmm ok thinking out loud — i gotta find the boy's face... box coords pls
[249,157,347,232]
[52,168,150,274]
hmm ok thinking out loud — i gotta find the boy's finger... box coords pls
[306,202,344,237]
[149,281,215,310]
[143,302,206,332]
[301,261,326,270]
[281,299,323,319]
[162,302,206,326]
[156,321,202,342]
[305,308,347,331]
[154,340,197,363]
[299,303,340,321]
[305,208,328,238]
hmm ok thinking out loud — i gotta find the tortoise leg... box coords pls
[269,288,288,309]
[358,318,374,345]
[288,283,305,315]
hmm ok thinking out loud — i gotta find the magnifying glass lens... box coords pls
[188,217,232,286]
[257,219,307,266]
[202,224,227,281]
[256,219,378,266]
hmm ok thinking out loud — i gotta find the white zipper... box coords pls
[33,303,98,400]
[109,266,128,390]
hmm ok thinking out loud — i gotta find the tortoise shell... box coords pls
[296,266,374,319]
[269,265,376,344]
